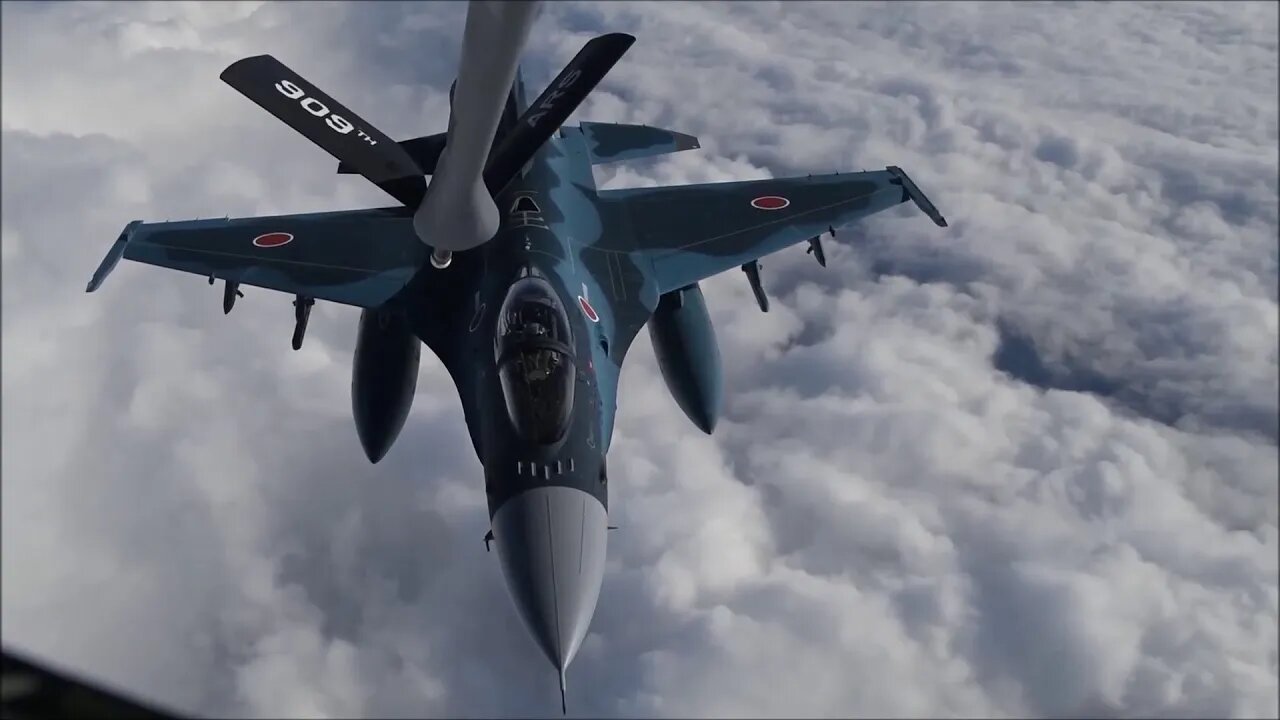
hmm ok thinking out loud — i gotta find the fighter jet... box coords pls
[86,1,946,711]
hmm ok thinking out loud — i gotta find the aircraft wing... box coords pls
[598,166,946,294]
[86,207,426,309]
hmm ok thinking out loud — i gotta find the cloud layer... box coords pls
[3,1,1276,717]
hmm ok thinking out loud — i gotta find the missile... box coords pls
[222,280,243,314]
[292,295,314,350]
[806,236,827,267]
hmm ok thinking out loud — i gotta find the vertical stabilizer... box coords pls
[494,66,525,148]
[513,64,530,116]
[482,33,635,196]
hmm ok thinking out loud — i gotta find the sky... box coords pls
[2,1,1277,718]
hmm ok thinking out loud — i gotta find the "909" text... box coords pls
[274,79,376,146]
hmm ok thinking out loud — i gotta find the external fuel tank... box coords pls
[351,307,421,463]
[647,283,723,434]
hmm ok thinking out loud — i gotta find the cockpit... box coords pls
[495,269,576,445]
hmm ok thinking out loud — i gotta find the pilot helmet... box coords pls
[495,270,576,445]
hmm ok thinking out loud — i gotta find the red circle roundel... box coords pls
[252,232,294,248]
[751,195,790,211]
[578,296,600,323]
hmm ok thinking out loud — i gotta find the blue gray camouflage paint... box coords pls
[578,121,700,165]
[86,35,948,711]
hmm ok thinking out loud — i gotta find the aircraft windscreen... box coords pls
[495,274,576,445]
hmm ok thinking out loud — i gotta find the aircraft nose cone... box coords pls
[492,485,608,674]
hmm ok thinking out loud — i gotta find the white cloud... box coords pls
[2,1,1276,718]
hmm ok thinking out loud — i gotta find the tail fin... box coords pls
[338,133,448,176]
[511,64,530,116]
[336,75,524,178]
[499,66,526,140]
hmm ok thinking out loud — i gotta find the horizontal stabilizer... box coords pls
[221,55,427,207]
[578,122,700,165]
[483,33,636,195]
[338,133,448,176]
